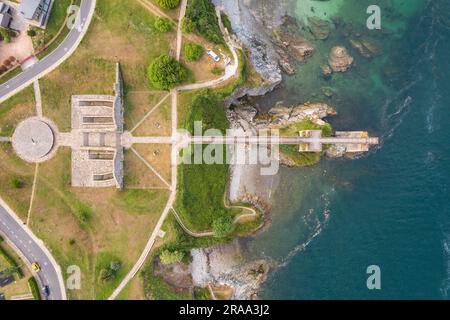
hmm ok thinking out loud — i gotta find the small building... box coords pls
[18,0,54,28]
[0,2,12,29]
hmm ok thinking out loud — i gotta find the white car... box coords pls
[207,50,221,62]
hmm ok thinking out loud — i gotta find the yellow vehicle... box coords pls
[31,262,41,273]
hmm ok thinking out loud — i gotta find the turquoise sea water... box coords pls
[247,0,450,299]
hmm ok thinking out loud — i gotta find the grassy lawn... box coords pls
[0,86,35,136]
[29,149,170,299]
[175,90,241,231]
[279,119,333,167]
[0,87,36,222]
[124,91,168,132]
[133,98,171,137]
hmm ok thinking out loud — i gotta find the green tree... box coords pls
[183,42,204,61]
[159,249,184,265]
[156,0,180,9]
[212,216,234,238]
[27,29,37,37]
[154,17,172,33]
[148,54,188,90]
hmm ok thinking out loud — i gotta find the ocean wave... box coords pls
[439,234,450,299]
[273,190,333,270]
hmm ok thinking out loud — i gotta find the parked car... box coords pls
[207,49,220,62]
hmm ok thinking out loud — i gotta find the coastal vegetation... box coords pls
[154,17,173,33]
[279,119,333,167]
[28,277,41,300]
[148,54,188,90]
[159,249,184,265]
[156,0,180,9]
[183,42,204,61]
[182,0,224,44]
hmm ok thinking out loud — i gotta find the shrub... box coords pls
[27,29,37,37]
[154,17,172,33]
[156,0,180,9]
[212,215,234,238]
[159,249,184,265]
[99,260,122,282]
[183,42,204,61]
[10,177,24,189]
[148,54,188,90]
[28,277,41,300]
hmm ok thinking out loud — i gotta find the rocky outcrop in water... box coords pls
[328,46,354,72]
[213,0,315,92]
[307,16,331,40]
[191,241,268,300]
[227,100,337,131]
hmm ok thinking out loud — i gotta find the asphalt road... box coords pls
[0,0,95,103]
[0,205,63,300]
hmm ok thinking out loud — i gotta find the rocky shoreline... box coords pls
[175,0,384,299]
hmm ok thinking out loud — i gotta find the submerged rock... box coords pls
[328,46,354,72]
[349,38,381,59]
[307,16,331,40]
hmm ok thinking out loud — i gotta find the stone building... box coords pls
[70,64,124,189]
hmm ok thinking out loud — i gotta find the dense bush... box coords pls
[0,28,15,43]
[10,177,24,189]
[183,42,204,61]
[183,0,224,44]
[28,277,41,300]
[99,260,122,282]
[212,215,234,238]
[159,249,184,265]
[156,0,180,9]
[148,54,188,90]
[154,17,172,33]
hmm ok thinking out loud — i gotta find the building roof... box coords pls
[0,12,11,28]
[18,0,42,19]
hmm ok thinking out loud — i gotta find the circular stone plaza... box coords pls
[12,118,58,163]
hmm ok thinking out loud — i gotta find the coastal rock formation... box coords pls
[227,100,337,130]
[307,16,331,40]
[153,259,193,291]
[191,241,269,300]
[261,102,336,128]
[328,46,354,72]
[212,0,288,88]
[212,0,315,91]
